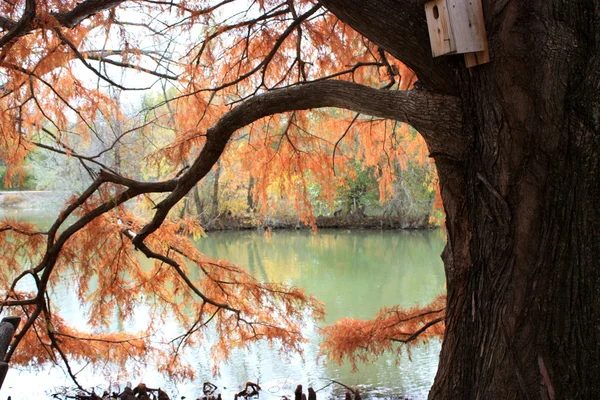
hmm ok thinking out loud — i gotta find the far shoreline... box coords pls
[0,190,440,232]
[204,214,438,232]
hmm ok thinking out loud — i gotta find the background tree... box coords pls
[0,1,598,399]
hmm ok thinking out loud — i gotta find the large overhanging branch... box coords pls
[2,78,459,371]
[133,79,464,246]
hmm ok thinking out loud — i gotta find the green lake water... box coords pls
[192,230,446,398]
[1,208,446,399]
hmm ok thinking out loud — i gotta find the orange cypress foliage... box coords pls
[320,294,446,371]
[2,194,325,379]
[0,221,46,285]
[11,308,158,378]
[0,0,443,382]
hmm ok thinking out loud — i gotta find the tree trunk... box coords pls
[318,0,600,398]
[247,176,255,212]
[430,2,600,398]
[192,184,204,219]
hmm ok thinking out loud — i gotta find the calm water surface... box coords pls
[2,209,446,399]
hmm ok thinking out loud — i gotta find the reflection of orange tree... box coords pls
[260,250,303,284]
[0,0,447,386]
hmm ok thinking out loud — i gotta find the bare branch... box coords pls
[192,6,290,64]
[188,4,321,95]
[54,29,154,91]
[54,331,151,344]
[333,113,360,174]
[82,52,179,80]
[7,305,42,360]
[390,316,445,343]
[31,140,112,172]
[0,298,38,307]
[121,229,238,313]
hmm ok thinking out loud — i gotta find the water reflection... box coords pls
[190,229,445,399]
[199,230,445,321]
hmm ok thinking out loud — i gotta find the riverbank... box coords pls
[206,214,436,231]
[0,190,438,231]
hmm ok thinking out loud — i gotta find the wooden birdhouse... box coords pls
[424,0,490,67]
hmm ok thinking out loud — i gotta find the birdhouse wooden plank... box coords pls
[445,0,486,53]
[424,0,490,67]
[464,47,490,68]
[424,0,456,57]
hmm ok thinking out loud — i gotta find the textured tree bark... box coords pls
[319,0,600,398]
[432,2,600,398]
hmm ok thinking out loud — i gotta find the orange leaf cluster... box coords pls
[11,308,159,379]
[0,0,441,382]
[0,221,45,285]
[320,294,446,371]
[1,191,323,379]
